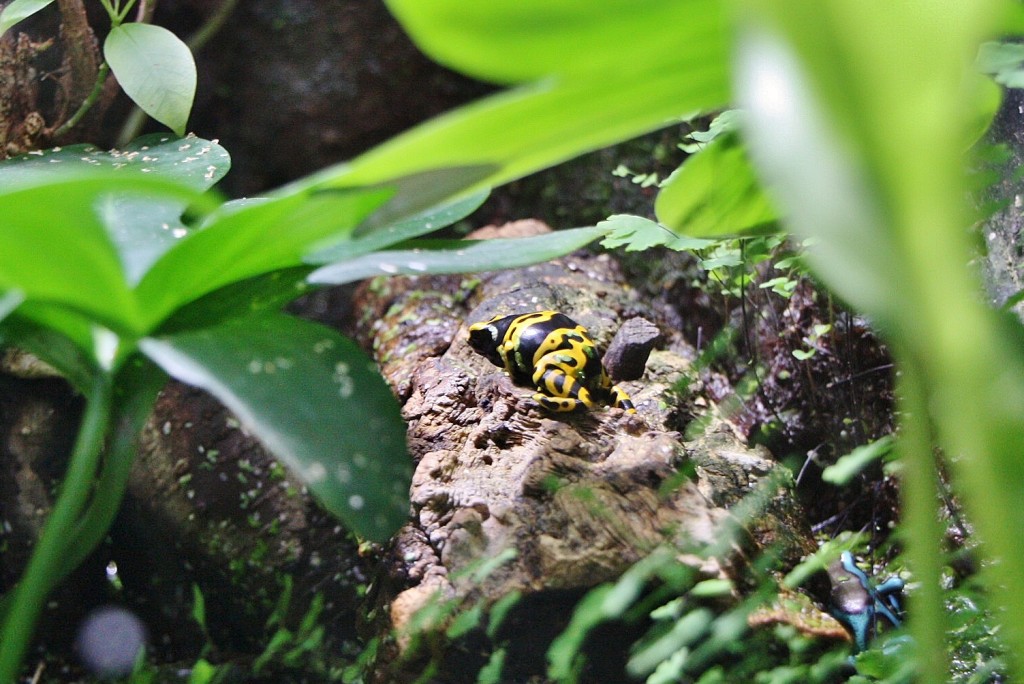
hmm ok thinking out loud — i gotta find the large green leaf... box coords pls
[139,314,412,542]
[735,31,905,328]
[0,0,54,36]
[735,0,1019,676]
[335,69,726,193]
[260,1,728,236]
[94,135,229,283]
[307,188,489,265]
[655,131,778,238]
[0,174,198,333]
[308,226,606,285]
[385,0,717,84]
[135,188,392,329]
[5,136,230,284]
[105,23,197,136]
[155,267,313,334]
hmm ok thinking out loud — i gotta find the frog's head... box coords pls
[468,314,514,367]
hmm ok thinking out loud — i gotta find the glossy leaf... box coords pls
[95,135,229,283]
[105,23,197,136]
[0,0,53,35]
[0,174,198,333]
[135,188,392,329]
[139,314,412,542]
[337,74,725,195]
[307,188,489,264]
[156,267,313,334]
[5,136,229,284]
[348,166,495,236]
[385,0,721,85]
[308,226,606,285]
[655,131,778,238]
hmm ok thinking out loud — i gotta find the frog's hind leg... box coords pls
[533,393,586,412]
[533,367,594,412]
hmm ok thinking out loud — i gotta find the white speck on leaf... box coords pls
[333,362,354,398]
[305,462,327,484]
[348,494,364,510]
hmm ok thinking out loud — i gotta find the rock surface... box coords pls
[351,221,831,682]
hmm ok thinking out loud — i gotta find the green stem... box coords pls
[2,362,165,625]
[52,62,110,139]
[63,364,164,576]
[116,0,139,25]
[896,356,948,682]
[0,375,113,684]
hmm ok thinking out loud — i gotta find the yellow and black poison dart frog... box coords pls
[468,310,635,413]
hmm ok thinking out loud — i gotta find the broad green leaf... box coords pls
[156,267,313,334]
[349,166,495,236]
[307,188,489,264]
[95,135,229,283]
[655,131,778,238]
[385,0,722,85]
[0,0,53,35]
[135,188,392,329]
[736,0,1018,677]
[316,58,728,194]
[0,174,198,333]
[105,23,197,136]
[4,136,229,284]
[139,314,412,542]
[735,31,903,328]
[329,0,726,196]
[307,226,606,285]
[598,215,714,252]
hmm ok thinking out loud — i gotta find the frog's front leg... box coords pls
[531,363,595,413]
[607,384,635,412]
[597,372,636,412]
